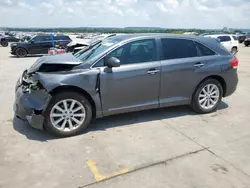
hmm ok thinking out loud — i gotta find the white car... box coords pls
[204,34,239,54]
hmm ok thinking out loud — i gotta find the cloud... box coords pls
[0,0,249,28]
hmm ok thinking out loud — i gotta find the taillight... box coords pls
[231,56,239,69]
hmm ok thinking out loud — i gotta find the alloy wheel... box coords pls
[50,99,86,132]
[198,84,220,110]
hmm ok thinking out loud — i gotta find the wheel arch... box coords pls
[195,75,227,97]
[49,85,97,118]
[15,47,29,54]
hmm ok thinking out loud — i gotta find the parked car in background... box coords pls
[14,34,238,137]
[204,34,239,54]
[10,35,71,57]
[244,36,250,47]
[0,33,20,47]
[238,33,250,43]
[66,34,117,53]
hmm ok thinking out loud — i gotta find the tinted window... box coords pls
[110,39,157,65]
[161,38,197,60]
[33,36,51,42]
[217,36,231,42]
[195,42,216,56]
[54,36,70,40]
[127,40,157,64]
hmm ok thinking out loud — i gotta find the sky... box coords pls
[0,0,249,29]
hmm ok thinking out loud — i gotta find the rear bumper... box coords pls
[223,70,238,97]
[14,82,52,130]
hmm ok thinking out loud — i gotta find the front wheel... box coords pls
[44,92,93,137]
[15,48,27,57]
[191,79,223,114]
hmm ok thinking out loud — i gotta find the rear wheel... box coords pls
[245,43,249,47]
[1,40,8,47]
[15,48,27,57]
[191,79,223,114]
[44,91,92,137]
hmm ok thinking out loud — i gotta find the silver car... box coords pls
[14,34,239,137]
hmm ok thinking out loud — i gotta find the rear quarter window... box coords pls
[195,42,216,56]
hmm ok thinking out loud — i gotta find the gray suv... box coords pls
[14,34,238,137]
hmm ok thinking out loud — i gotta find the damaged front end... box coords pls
[14,70,52,130]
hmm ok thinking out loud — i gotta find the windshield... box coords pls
[73,37,122,62]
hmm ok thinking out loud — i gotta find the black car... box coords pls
[238,33,250,43]
[10,35,71,57]
[0,34,20,47]
[244,37,250,46]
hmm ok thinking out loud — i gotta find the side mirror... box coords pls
[30,40,34,44]
[106,57,120,68]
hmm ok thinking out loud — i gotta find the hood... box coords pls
[27,53,82,74]
[11,42,27,46]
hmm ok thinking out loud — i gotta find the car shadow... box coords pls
[13,102,228,141]
[13,117,56,142]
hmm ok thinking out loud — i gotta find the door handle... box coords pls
[194,63,205,68]
[147,69,160,75]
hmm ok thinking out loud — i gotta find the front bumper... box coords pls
[14,81,52,130]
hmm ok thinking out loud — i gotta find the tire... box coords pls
[231,47,238,55]
[191,79,223,114]
[15,48,28,57]
[44,91,93,137]
[245,43,249,47]
[1,40,8,47]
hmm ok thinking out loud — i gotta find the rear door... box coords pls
[217,36,232,52]
[29,36,51,54]
[159,38,217,107]
[99,39,161,116]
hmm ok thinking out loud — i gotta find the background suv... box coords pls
[204,34,239,54]
[11,35,71,57]
[14,34,238,137]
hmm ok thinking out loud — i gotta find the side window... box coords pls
[195,42,216,56]
[54,36,70,40]
[93,59,105,67]
[34,36,48,42]
[125,39,157,64]
[110,47,124,58]
[161,38,197,60]
[217,36,231,42]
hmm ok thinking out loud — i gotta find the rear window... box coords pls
[161,38,197,60]
[195,42,216,56]
[217,36,231,42]
[232,36,238,40]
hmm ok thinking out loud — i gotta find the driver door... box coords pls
[99,39,161,116]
